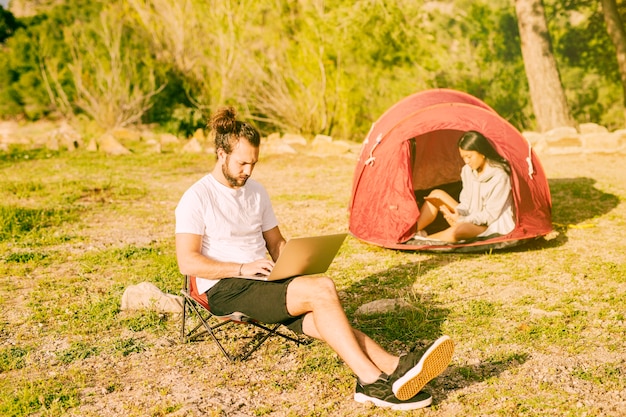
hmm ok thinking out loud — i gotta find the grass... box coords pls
[0,145,625,416]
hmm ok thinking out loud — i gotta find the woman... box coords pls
[416,130,515,242]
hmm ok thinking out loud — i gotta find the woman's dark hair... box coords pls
[458,130,510,175]
[209,106,261,154]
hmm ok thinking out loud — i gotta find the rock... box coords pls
[355,298,413,315]
[98,133,131,155]
[544,126,582,154]
[0,121,19,143]
[46,135,59,151]
[282,133,308,146]
[140,130,157,142]
[111,127,142,142]
[159,133,180,145]
[145,138,162,153]
[46,122,83,151]
[310,136,352,156]
[120,282,183,314]
[312,134,333,145]
[182,137,203,153]
[86,138,98,152]
[579,123,608,135]
[192,128,206,143]
[614,129,626,152]
[580,132,622,154]
[521,131,544,148]
[262,135,297,155]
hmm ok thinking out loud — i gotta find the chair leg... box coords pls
[181,295,187,343]
[180,289,307,361]
[236,324,278,361]
[250,322,306,345]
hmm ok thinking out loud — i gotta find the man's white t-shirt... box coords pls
[175,174,278,294]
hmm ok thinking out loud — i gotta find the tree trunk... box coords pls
[601,0,626,125]
[515,0,576,132]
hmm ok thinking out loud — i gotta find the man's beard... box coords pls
[222,157,249,188]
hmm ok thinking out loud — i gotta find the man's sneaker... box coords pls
[354,374,432,411]
[390,335,455,401]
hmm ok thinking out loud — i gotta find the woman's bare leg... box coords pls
[428,222,488,242]
[416,200,439,231]
[417,190,458,232]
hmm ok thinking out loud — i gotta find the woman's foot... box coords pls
[413,230,428,239]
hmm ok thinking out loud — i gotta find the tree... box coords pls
[0,6,20,43]
[56,8,166,129]
[600,0,626,124]
[515,0,576,131]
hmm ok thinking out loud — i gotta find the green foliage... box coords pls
[572,363,625,389]
[62,6,167,128]
[4,251,48,263]
[0,0,624,136]
[121,310,169,332]
[0,6,21,43]
[0,346,29,372]
[112,337,147,356]
[0,205,76,242]
[0,375,81,416]
[546,0,626,128]
[0,2,102,119]
[434,0,532,128]
[144,74,203,136]
[56,341,101,364]
[0,146,59,166]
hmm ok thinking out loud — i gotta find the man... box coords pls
[175,106,454,410]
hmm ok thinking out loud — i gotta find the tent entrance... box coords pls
[409,130,465,235]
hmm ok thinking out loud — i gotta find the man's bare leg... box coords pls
[286,276,397,383]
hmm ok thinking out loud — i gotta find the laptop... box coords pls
[237,233,348,281]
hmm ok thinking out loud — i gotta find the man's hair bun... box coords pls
[210,106,237,135]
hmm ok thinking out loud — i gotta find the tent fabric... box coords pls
[349,88,553,252]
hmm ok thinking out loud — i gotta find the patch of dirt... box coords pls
[2,151,626,416]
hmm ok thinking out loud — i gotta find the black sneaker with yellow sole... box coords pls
[354,374,432,410]
[390,335,455,401]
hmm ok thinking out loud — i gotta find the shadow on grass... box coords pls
[495,177,620,254]
[435,352,529,401]
[342,254,529,396]
[549,177,620,226]
[343,258,452,350]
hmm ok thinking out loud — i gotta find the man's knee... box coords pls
[286,276,340,315]
[291,276,338,302]
[316,276,338,298]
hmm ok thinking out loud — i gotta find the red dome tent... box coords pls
[348,88,553,252]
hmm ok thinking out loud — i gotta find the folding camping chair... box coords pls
[180,275,306,362]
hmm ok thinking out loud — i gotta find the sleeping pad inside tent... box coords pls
[348,88,553,252]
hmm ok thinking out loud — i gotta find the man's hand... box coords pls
[239,258,275,277]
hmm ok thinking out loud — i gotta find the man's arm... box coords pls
[176,232,279,278]
[263,226,286,262]
[176,233,241,279]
